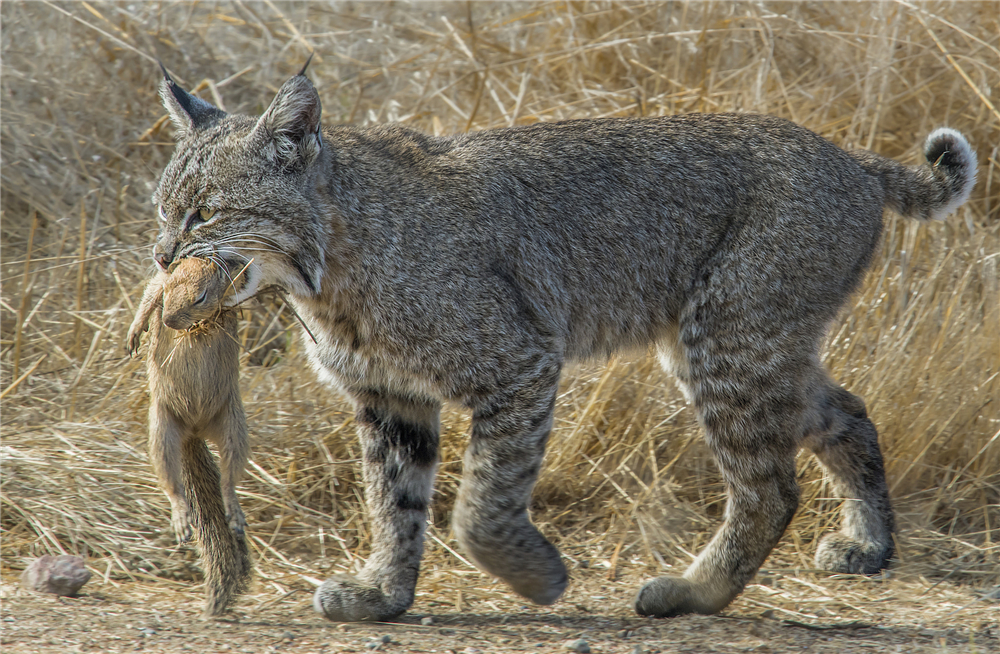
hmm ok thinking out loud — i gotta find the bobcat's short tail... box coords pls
[182,438,252,617]
[850,128,977,220]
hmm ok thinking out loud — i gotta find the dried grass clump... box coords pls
[1,1,997,614]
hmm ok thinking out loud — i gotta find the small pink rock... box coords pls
[20,555,92,596]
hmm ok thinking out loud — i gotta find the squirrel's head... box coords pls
[161,257,233,330]
[151,58,327,304]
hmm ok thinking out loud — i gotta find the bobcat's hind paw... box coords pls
[633,576,733,618]
[313,575,408,622]
[634,576,698,618]
[815,533,893,575]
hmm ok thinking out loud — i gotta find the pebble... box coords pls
[420,616,434,626]
[363,634,391,649]
[563,639,591,653]
[21,555,92,596]
[631,646,644,654]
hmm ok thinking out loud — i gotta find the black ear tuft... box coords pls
[158,63,227,139]
[297,52,315,78]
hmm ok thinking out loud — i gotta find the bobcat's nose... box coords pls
[154,251,172,270]
[153,241,176,271]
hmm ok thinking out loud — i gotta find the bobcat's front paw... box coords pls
[633,576,732,617]
[815,533,892,575]
[313,575,407,622]
[456,514,568,606]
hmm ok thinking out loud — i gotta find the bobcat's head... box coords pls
[152,62,329,304]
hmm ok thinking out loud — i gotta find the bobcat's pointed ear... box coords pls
[158,62,226,139]
[253,73,323,166]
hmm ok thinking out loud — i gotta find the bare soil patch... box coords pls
[2,564,997,654]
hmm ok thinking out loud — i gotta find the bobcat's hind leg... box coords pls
[149,401,193,543]
[636,320,805,617]
[453,356,568,606]
[803,382,894,575]
[313,391,440,622]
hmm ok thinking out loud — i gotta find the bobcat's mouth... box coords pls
[221,256,262,306]
[174,244,261,307]
[184,239,321,302]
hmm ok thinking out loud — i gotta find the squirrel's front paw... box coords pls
[125,322,147,357]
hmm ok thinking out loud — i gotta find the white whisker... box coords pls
[206,254,237,288]
[216,234,288,251]
[229,247,288,254]
[215,239,287,256]
[216,247,252,262]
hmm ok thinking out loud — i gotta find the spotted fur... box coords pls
[147,67,975,621]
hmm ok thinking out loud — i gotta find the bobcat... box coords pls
[148,63,976,621]
[127,256,252,616]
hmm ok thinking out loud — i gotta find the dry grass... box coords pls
[1,0,997,625]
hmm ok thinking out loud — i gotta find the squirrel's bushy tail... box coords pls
[849,128,977,220]
[182,438,252,617]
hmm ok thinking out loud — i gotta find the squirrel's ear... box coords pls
[253,72,322,166]
[158,62,226,139]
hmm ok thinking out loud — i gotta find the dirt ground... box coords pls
[2,565,996,654]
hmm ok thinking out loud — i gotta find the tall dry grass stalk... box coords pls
[1,1,997,603]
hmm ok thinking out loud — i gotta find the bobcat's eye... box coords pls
[193,290,208,305]
[183,208,217,233]
[157,206,168,223]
